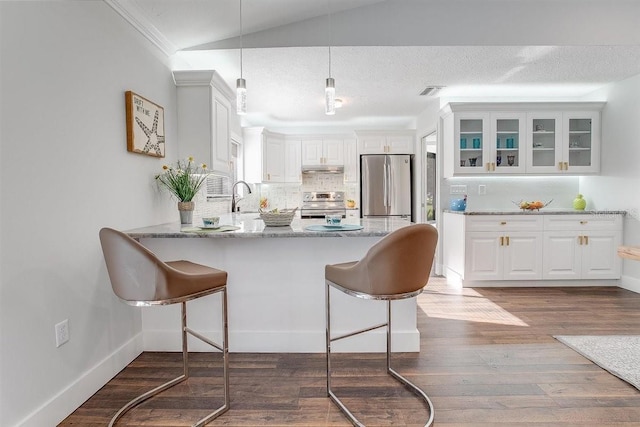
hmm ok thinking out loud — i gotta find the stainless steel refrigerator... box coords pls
[360,154,413,221]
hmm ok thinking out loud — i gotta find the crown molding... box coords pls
[104,0,177,57]
[172,70,235,102]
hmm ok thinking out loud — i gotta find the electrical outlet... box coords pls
[55,319,69,347]
[478,184,487,195]
[450,185,467,194]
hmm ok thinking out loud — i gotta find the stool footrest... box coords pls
[185,327,224,352]
[330,322,387,343]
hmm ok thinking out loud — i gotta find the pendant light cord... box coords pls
[327,0,332,78]
[240,0,243,79]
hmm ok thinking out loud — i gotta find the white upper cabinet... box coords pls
[343,138,358,183]
[301,139,344,166]
[263,134,285,183]
[441,102,604,177]
[284,139,302,183]
[526,111,600,174]
[173,70,234,175]
[356,131,415,154]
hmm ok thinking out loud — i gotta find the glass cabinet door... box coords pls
[492,114,525,173]
[527,113,563,173]
[457,117,485,173]
[564,111,599,173]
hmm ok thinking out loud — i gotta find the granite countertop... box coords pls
[444,209,627,215]
[125,213,414,239]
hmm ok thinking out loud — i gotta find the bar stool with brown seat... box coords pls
[325,223,438,427]
[99,227,230,427]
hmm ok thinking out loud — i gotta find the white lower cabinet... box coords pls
[444,212,623,285]
[464,215,543,281]
[542,215,622,280]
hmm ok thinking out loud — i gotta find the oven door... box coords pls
[300,209,346,219]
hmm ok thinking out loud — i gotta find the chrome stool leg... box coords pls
[326,282,434,427]
[109,287,229,427]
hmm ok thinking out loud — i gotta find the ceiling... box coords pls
[108,0,640,131]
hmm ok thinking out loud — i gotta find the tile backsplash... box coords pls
[194,173,359,216]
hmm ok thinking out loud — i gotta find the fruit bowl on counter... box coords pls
[259,207,298,226]
[513,199,553,211]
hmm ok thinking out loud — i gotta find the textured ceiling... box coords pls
[110,0,640,131]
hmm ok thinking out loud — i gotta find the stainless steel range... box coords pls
[301,191,346,218]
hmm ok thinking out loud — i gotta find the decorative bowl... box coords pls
[259,207,298,227]
[513,199,553,211]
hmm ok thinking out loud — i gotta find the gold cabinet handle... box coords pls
[580,220,587,225]
[492,162,496,171]
[267,173,271,181]
[564,162,569,170]
[500,236,504,246]
[558,162,564,170]
[500,221,507,225]
[505,236,510,246]
[578,235,583,245]
[486,162,491,171]
[584,235,588,245]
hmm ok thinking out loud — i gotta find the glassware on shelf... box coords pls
[472,138,481,149]
[460,138,467,149]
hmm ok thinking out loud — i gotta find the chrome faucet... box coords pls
[231,180,252,212]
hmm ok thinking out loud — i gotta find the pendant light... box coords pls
[236,0,247,115]
[325,1,335,115]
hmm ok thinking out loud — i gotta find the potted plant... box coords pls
[156,156,209,224]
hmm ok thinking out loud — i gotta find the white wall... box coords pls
[0,2,178,425]
[581,73,640,290]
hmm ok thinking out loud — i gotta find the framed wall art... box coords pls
[125,91,165,157]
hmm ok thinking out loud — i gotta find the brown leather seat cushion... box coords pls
[325,224,438,297]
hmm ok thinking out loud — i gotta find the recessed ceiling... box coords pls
[108,0,640,131]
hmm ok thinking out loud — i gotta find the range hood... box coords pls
[301,165,344,174]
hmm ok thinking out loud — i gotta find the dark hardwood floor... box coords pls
[60,278,640,426]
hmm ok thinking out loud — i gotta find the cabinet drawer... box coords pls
[543,214,622,231]
[465,215,543,232]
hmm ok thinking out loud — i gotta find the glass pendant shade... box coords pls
[325,77,335,115]
[236,78,246,115]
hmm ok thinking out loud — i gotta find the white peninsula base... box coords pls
[130,216,421,353]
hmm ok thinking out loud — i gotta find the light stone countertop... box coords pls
[125,213,414,239]
[444,209,626,216]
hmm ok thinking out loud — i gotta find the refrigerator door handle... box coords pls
[383,158,388,207]
[386,156,392,214]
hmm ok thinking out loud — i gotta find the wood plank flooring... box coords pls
[60,278,640,426]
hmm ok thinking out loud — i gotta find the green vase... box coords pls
[573,194,586,210]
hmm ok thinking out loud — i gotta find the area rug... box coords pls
[554,335,640,391]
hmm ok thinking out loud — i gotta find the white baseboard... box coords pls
[143,329,420,353]
[619,274,640,294]
[17,334,143,427]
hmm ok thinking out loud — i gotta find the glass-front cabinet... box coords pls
[564,112,599,173]
[492,113,526,174]
[455,113,488,174]
[442,103,603,177]
[526,113,562,173]
[526,111,600,174]
[454,112,526,175]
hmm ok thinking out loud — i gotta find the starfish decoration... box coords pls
[136,109,164,156]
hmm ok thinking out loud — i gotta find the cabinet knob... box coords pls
[500,221,507,225]
[580,220,587,225]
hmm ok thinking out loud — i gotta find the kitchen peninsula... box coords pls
[125,215,422,353]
